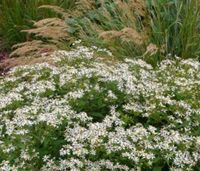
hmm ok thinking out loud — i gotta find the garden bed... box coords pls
[0,46,199,170]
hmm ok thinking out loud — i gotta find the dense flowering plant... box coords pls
[0,44,199,170]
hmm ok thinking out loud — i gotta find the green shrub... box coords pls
[0,45,199,170]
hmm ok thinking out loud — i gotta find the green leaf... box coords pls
[67,27,78,34]
[153,166,162,171]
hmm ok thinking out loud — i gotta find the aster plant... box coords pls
[0,43,199,170]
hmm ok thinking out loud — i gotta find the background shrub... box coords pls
[1,0,200,64]
[65,0,200,64]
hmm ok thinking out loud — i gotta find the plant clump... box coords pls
[0,45,199,170]
[10,5,71,58]
[66,0,149,58]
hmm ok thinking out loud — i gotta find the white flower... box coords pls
[196,137,200,146]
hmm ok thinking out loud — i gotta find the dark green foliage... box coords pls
[70,81,127,122]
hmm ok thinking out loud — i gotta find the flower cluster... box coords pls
[0,45,199,170]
